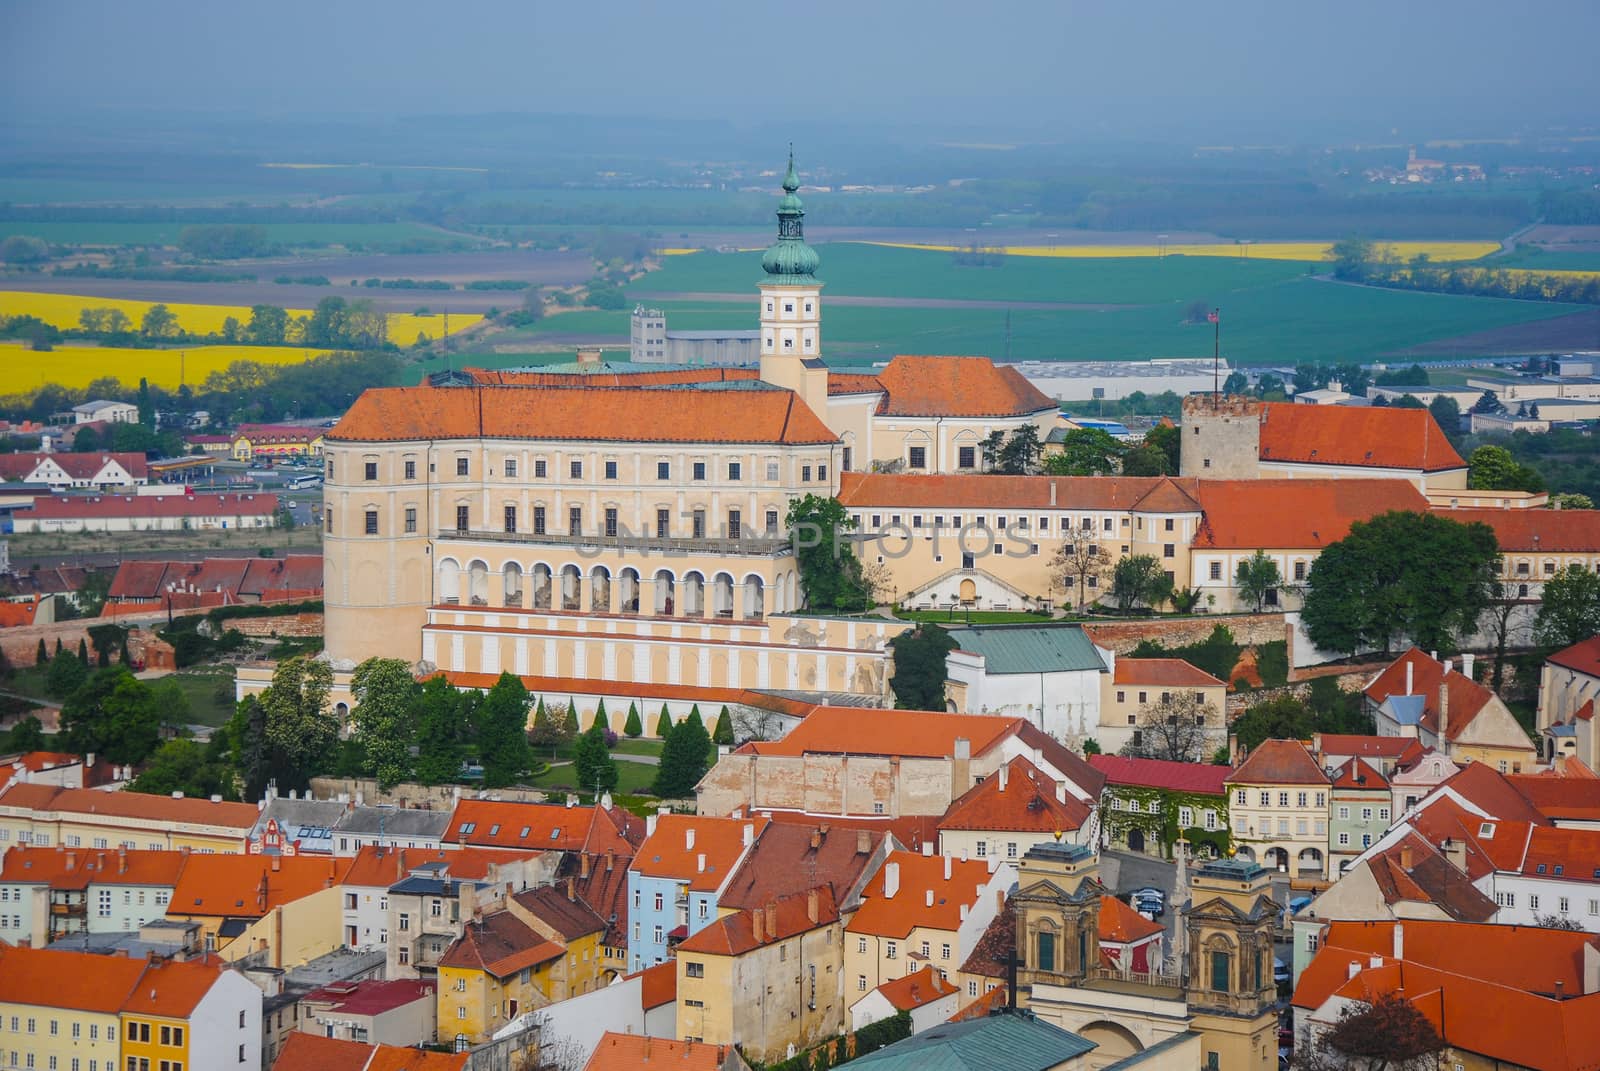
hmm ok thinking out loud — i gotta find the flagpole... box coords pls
[1212,308,1221,398]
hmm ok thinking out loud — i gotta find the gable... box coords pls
[1452,697,1538,753]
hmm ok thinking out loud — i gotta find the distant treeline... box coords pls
[1332,237,1600,305]
[1539,189,1600,226]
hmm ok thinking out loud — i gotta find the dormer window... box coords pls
[1479,822,1495,838]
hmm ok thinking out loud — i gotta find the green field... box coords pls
[1487,249,1600,272]
[0,220,472,248]
[636,243,1320,305]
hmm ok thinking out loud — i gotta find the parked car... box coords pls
[1274,957,1290,986]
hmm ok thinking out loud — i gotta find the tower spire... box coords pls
[762,147,819,281]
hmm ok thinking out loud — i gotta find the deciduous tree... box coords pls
[1111,554,1174,611]
[1120,692,1219,764]
[1297,992,1446,1071]
[1051,525,1109,609]
[1468,444,1543,492]
[1535,565,1600,650]
[888,624,957,710]
[349,657,418,790]
[1044,428,1124,476]
[413,675,469,784]
[1235,550,1283,613]
[786,494,869,611]
[478,673,533,788]
[259,656,336,792]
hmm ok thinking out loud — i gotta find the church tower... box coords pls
[757,150,829,417]
[1181,857,1279,1070]
[1011,843,1106,993]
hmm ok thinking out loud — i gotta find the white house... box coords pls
[944,624,1107,740]
[71,399,139,425]
[849,965,959,1034]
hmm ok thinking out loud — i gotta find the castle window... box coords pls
[570,460,583,479]
[728,462,741,481]
[908,447,927,470]
[805,302,812,313]
[456,457,469,476]
[1209,562,1222,580]
[364,511,378,535]
[693,462,706,481]
[404,507,417,534]
[842,447,853,471]
[1036,931,1055,972]
[568,506,582,536]
[505,458,517,478]
[766,510,779,535]
[504,506,517,534]
[1165,518,1174,531]
[605,460,618,480]
[535,459,547,478]
[958,446,976,469]
[533,507,546,535]
[784,303,793,313]
[818,464,827,481]
[1209,951,1231,993]
[657,509,670,537]
[605,508,618,537]
[658,462,670,480]
[455,506,468,533]
[364,462,377,481]
[784,339,793,349]
[405,460,416,480]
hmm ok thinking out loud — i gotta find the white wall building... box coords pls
[944,624,1107,740]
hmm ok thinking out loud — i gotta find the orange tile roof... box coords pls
[1405,796,1536,879]
[1192,478,1431,549]
[464,366,759,389]
[742,707,1016,759]
[583,1032,733,1071]
[438,911,564,977]
[835,471,1199,512]
[569,849,632,948]
[827,372,886,396]
[1363,648,1521,746]
[1506,776,1600,824]
[1112,657,1224,688]
[171,853,352,918]
[875,964,958,1010]
[947,985,1008,1022]
[1316,735,1425,762]
[434,672,818,720]
[329,384,837,446]
[365,1048,471,1071]
[1330,757,1391,790]
[272,1033,469,1071]
[754,809,943,855]
[1098,893,1163,944]
[938,756,1092,835]
[1258,402,1465,472]
[0,783,260,830]
[0,598,41,628]
[1228,739,1328,786]
[1435,507,1600,554]
[341,845,541,889]
[846,851,998,939]
[633,814,764,892]
[677,885,838,957]
[635,960,677,1010]
[121,956,229,1018]
[0,845,189,891]
[1548,636,1600,678]
[958,899,1015,980]
[718,820,887,912]
[875,356,1055,418]
[1364,834,1497,921]
[1512,825,1600,878]
[0,945,148,1012]
[442,799,643,855]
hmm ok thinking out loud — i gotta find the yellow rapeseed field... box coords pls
[862,240,1502,263]
[0,342,334,394]
[0,291,481,348]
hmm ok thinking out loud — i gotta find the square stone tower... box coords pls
[1179,395,1263,480]
[1182,857,1279,1070]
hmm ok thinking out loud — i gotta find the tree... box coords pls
[413,675,469,784]
[1535,565,1600,649]
[1428,396,1462,441]
[1328,237,1374,281]
[1234,550,1283,613]
[1392,394,1425,409]
[1120,692,1219,763]
[563,699,581,739]
[712,706,734,746]
[1534,913,1585,931]
[59,667,168,765]
[36,638,47,666]
[1552,492,1595,510]
[786,494,869,611]
[994,425,1043,475]
[528,696,563,756]
[1144,423,1180,474]
[127,739,239,802]
[1044,428,1124,476]
[1470,390,1502,415]
[623,702,643,738]
[1297,993,1446,1071]
[246,305,290,345]
[1082,738,1102,755]
[8,715,44,752]
[1302,511,1499,657]
[140,304,179,339]
[887,624,958,710]
[1231,695,1316,753]
[0,235,49,264]
[655,705,672,738]
[1051,525,1110,609]
[44,649,89,699]
[1468,444,1543,492]
[1111,554,1174,611]
[591,698,610,734]
[349,658,418,791]
[574,720,619,794]
[257,656,336,792]
[654,707,711,798]
[1120,444,1169,476]
[731,706,786,742]
[478,673,533,788]
[76,637,89,665]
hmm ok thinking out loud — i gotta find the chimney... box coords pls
[461,882,478,920]
[271,856,281,872]
[921,841,934,858]
[1393,923,1404,961]
[685,827,695,851]
[743,823,755,847]
[1556,980,1566,1001]
[925,889,934,908]
[576,347,602,366]
[1399,843,1415,870]
[959,904,969,922]
[943,856,952,881]
[1405,661,1414,696]
[1462,652,1475,680]
[856,830,871,855]
[605,851,615,873]
[809,830,821,851]
[696,853,706,874]
[646,814,658,838]
[765,904,777,937]
[884,862,900,899]
[807,889,819,924]
[1055,781,1067,804]
[1441,837,1466,873]
[566,878,576,902]
[1049,482,1057,507]
[752,906,765,944]
[86,752,95,768]
[1348,960,1362,980]
[1438,681,1449,742]
[999,764,1009,792]
[581,854,591,879]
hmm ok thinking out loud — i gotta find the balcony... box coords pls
[435,528,791,558]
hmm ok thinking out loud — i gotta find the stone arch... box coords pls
[1076,1022,1142,1062]
[1298,846,1324,874]
[743,574,766,620]
[618,568,641,614]
[531,563,553,610]
[653,569,676,616]
[711,572,735,619]
[502,562,524,608]
[590,566,612,613]
[682,571,706,618]
[1264,847,1289,873]
[560,564,582,611]
[1234,845,1256,862]
[437,557,461,604]
[466,559,490,606]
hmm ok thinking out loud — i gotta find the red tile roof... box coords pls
[846,851,997,939]
[1258,402,1465,472]
[874,964,958,1010]
[1112,658,1224,688]
[0,945,149,1012]
[16,492,278,521]
[329,384,838,446]
[438,911,565,976]
[1098,893,1163,944]
[1363,648,1514,745]
[1364,834,1497,922]
[633,815,764,893]
[0,597,42,628]
[583,1032,733,1071]
[1430,762,1551,828]
[513,883,606,940]
[718,820,886,912]
[171,854,352,918]
[341,845,540,889]
[303,979,436,1017]
[1506,776,1600,824]
[569,850,631,949]
[676,885,838,957]
[1192,478,1431,549]
[1229,739,1329,786]
[741,708,1016,760]
[947,985,1008,1023]
[1437,508,1600,554]
[0,451,149,482]
[234,423,324,444]
[466,367,759,389]
[1089,754,1230,796]
[959,899,1015,980]
[635,960,677,1010]
[434,672,817,721]
[442,799,642,855]
[1330,757,1391,791]
[827,372,886,396]
[272,1033,468,1071]
[122,956,231,1018]
[874,356,1055,418]
[0,783,260,830]
[1316,735,1426,762]
[1512,825,1600,879]
[1547,636,1600,678]
[754,809,943,856]
[835,471,1199,512]
[0,845,189,890]
[938,756,1092,835]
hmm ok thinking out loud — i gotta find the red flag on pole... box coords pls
[1207,311,1220,324]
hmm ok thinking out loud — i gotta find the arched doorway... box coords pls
[653,570,676,616]
[560,565,582,611]
[531,564,552,609]
[467,560,489,606]
[712,572,735,619]
[1127,828,1146,854]
[1265,847,1290,873]
[959,578,978,601]
[682,572,706,617]
[743,574,765,620]
[618,568,640,614]
[502,562,523,608]
[1298,847,1324,876]
[590,566,612,613]
[437,558,461,605]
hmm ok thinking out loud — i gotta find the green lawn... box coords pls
[525,758,658,795]
[635,243,1317,305]
[164,667,240,727]
[0,221,472,249]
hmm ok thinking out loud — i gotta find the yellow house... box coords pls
[167,853,353,957]
[0,783,258,857]
[231,423,325,461]
[1226,739,1331,879]
[675,887,843,1062]
[119,955,264,1071]
[436,910,564,1046]
[1097,656,1228,757]
[506,881,608,998]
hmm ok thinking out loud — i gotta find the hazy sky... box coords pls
[5,0,1598,137]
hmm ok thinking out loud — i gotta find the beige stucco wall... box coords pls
[1225,781,1329,878]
